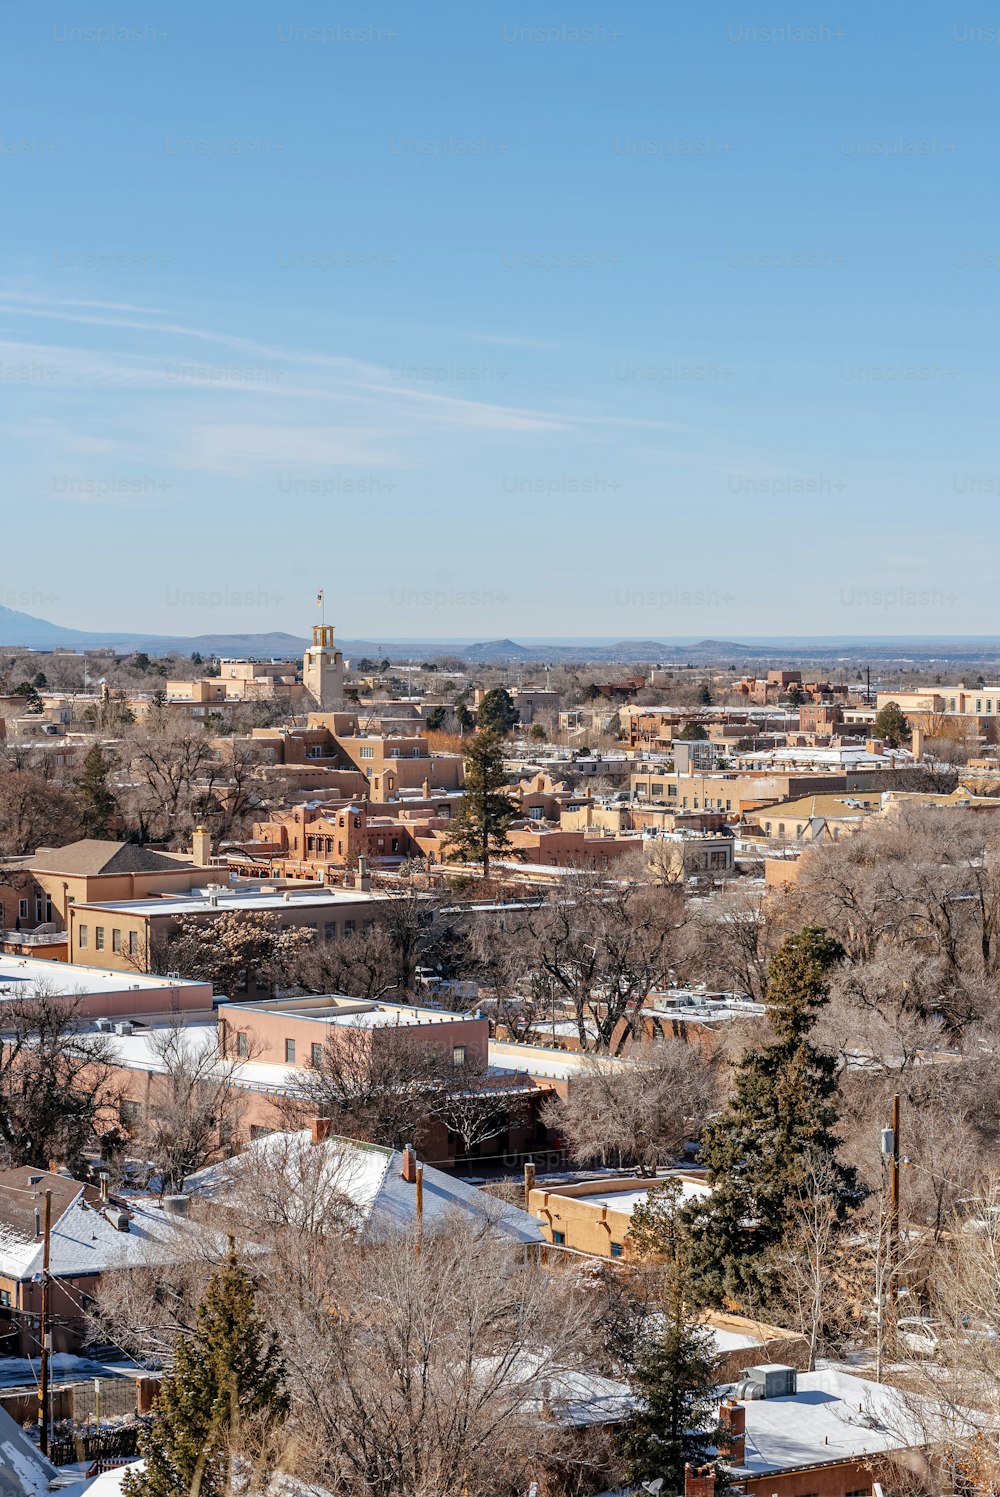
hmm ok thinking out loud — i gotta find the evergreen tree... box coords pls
[873,700,910,748]
[124,1247,287,1497]
[624,1183,723,1490]
[678,722,708,741]
[476,686,519,735]
[444,730,515,875]
[76,743,117,839]
[684,928,864,1305]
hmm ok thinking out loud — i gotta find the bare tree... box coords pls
[544,1045,719,1173]
[771,1159,854,1369]
[521,872,684,1055]
[680,884,779,1003]
[137,1020,259,1191]
[0,984,122,1171]
[433,1064,528,1160]
[288,922,401,1002]
[270,1215,613,1497]
[0,760,81,855]
[292,1026,451,1150]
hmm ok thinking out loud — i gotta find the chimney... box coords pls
[192,826,212,866]
[310,1116,332,1146]
[401,1143,417,1184]
[98,1171,110,1202]
[524,1159,536,1209]
[911,725,924,760]
[718,1400,746,1465]
[355,855,370,892]
[684,1464,716,1497]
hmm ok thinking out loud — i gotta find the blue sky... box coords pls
[1,1,997,641]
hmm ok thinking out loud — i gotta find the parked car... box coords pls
[896,1317,941,1358]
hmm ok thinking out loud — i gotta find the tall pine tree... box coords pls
[444,730,516,875]
[684,927,865,1305]
[624,1182,724,1490]
[76,743,117,839]
[124,1247,287,1497]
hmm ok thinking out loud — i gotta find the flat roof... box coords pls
[221,995,476,1029]
[0,954,205,997]
[564,1178,711,1215]
[71,886,383,916]
[488,1041,632,1082]
[734,1367,954,1473]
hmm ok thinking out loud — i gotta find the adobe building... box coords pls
[0,1168,205,1356]
[303,624,345,710]
[23,838,219,929]
[65,881,394,985]
[90,1003,545,1168]
[528,1172,710,1259]
[0,951,212,1016]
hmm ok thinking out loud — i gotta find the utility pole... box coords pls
[38,1189,52,1457]
[415,1162,424,1260]
[888,1093,900,1306]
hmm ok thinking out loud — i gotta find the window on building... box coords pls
[610,1242,623,1259]
[285,1039,297,1064]
[121,1099,142,1126]
[0,1290,11,1308]
[18,899,27,920]
[237,1032,249,1059]
[552,1231,565,1245]
[112,929,121,953]
[452,1045,466,1068]
[95,927,105,950]
[35,898,43,921]
[78,925,88,948]
[324,921,337,940]
[129,931,138,956]
[344,919,355,937]
[311,1043,323,1068]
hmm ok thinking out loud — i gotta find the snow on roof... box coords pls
[0,954,205,997]
[186,1130,546,1246]
[0,1404,59,1497]
[573,1178,711,1216]
[734,1367,955,1473]
[488,1041,631,1082]
[0,1192,216,1282]
[74,886,382,915]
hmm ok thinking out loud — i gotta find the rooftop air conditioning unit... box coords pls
[114,1021,134,1036]
[95,1017,113,1031]
[734,1364,797,1400]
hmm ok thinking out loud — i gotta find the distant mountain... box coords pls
[4,606,1000,666]
[0,606,310,657]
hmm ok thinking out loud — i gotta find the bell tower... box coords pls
[303,623,345,711]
